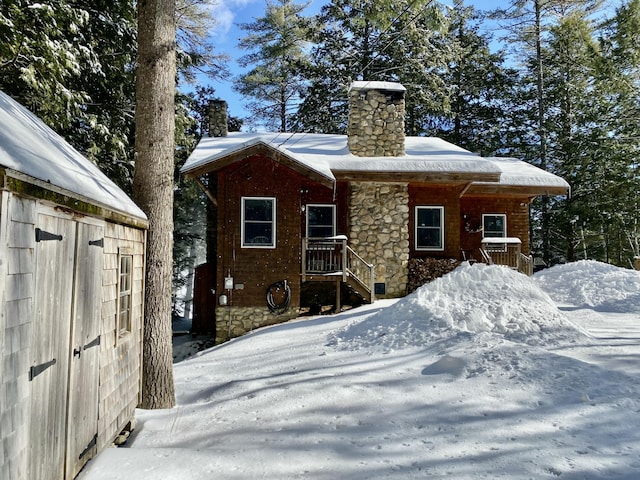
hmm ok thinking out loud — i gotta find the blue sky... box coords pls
[206,0,509,121]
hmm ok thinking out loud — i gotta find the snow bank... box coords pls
[332,263,585,353]
[535,260,640,312]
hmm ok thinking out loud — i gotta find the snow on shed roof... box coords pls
[0,91,146,221]
[181,132,569,193]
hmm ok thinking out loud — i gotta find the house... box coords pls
[181,82,569,344]
[0,91,147,480]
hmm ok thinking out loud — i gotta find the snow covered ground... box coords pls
[79,260,640,479]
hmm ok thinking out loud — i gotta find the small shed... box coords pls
[0,91,148,480]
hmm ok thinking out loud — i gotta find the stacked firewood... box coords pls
[406,258,461,294]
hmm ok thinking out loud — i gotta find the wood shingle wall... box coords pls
[1,193,37,480]
[97,222,145,452]
[0,191,146,480]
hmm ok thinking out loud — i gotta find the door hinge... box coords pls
[83,335,101,351]
[35,228,63,242]
[88,238,104,248]
[79,434,98,460]
[29,358,56,381]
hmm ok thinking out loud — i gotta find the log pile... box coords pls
[406,258,462,294]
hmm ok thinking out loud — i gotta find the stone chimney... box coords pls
[208,100,228,137]
[347,81,406,157]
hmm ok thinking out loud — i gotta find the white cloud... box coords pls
[210,0,258,38]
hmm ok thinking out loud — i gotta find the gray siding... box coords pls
[0,192,146,480]
[97,222,145,452]
[1,193,36,480]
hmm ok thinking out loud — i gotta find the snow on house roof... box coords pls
[182,132,501,179]
[0,91,146,221]
[182,132,569,194]
[481,157,570,190]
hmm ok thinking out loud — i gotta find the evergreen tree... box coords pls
[294,0,446,134]
[594,0,640,264]
[490,0,603,265]
[0,0,137,190]
[539,13,602,262]
[428,3,518,155]
[176,0,229,84]
[235,0,313,132]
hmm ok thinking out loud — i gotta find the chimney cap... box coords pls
[349,81,406,93]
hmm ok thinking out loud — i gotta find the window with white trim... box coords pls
[482,214,507,238]
[242,197,276,248]
[306,204,336,238]
[415,206,444,251]
[117,253,133,335]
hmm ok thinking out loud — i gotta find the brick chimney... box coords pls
[347,81,406,157]
[208,100,228,137]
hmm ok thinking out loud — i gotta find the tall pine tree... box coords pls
[235,0,312,132]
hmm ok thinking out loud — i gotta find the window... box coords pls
[415,206,444,251]
[117,253,133,335]
[242,197,276,248]
[482,214,507,252]
[482,214,507,238]
[306,204,336,238]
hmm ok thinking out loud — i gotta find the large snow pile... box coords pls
[332,263,586,353]
[79,259,640,480]
[535,260,640,312]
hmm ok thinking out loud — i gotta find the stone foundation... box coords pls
[348,182,409,298]
[214,306,298,344]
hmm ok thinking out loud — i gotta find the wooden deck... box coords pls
[479,237,533,275]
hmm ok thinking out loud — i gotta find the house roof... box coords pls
[0,91,146,221]
[467,157,570,196]
[182,132,569,196]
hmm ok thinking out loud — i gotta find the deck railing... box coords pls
[479,237,533,276]
[302,236,374,299]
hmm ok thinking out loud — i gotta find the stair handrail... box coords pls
[345,245,374,301]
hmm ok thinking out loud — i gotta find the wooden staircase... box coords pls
[301,236,374,308]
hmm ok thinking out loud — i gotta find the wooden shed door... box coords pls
[29,213,76,480]
[66,222,103,478]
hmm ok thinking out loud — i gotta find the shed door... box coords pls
[29,213,76,480]
[66,222,103,478]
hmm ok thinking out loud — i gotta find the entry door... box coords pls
[66,221,103,478]
[29,213,76,480]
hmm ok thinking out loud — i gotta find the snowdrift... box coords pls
[332,262,586,352]
[535,259,640,312]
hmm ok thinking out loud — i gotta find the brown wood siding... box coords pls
[216,154,334,310]
[408,184,462,259]
[460,196,531,257]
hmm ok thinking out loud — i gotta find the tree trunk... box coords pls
[534,0,552,265]
[133,0,176,409]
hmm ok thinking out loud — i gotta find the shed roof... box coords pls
[181,132,569,195]
[0,91,146,221]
